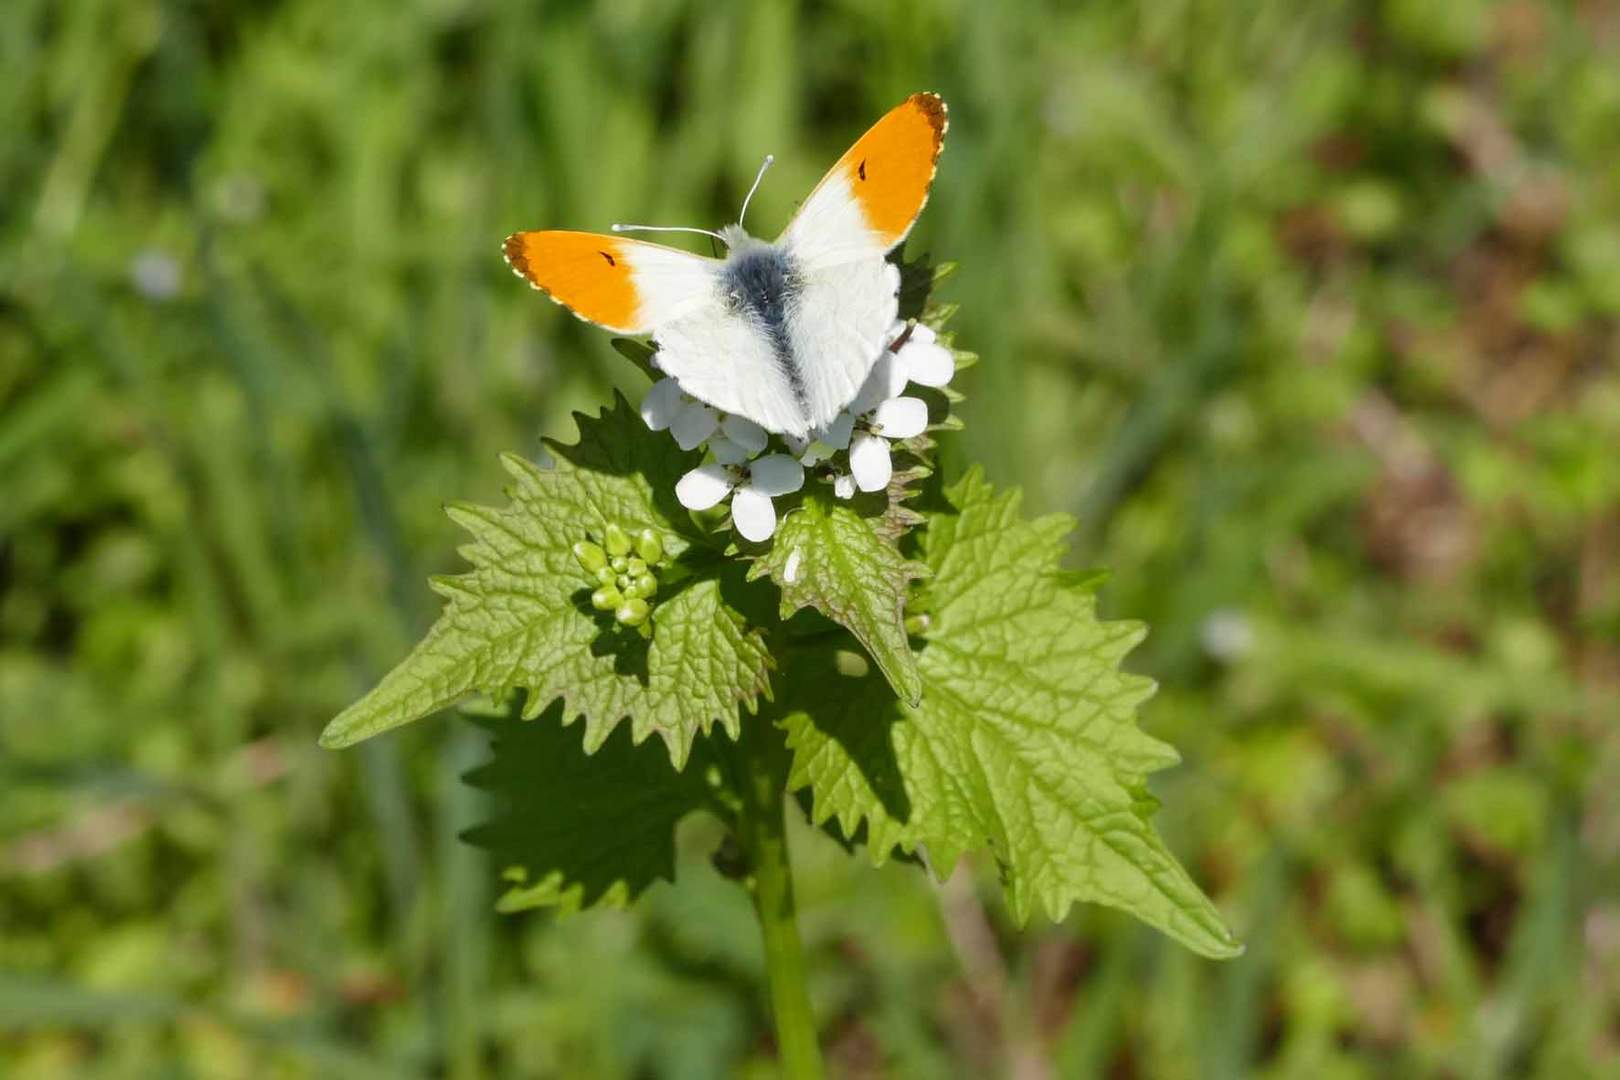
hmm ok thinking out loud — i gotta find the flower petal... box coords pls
[720,415,768,455]
[671,400,719,450]
[870,396,928,439]
[709,437,751,465]
[747,453,805,497]
[887,319,935,350]
[849,433,893,492]
[675,463,734,510]
[832,472,856,500]
[897,340,954,388]
[640,378,683,431]
[851,354,906,415]
[815,412,855,451]
[730,486,778,542]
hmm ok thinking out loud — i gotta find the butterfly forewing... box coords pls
[780,92,948,268]
[501,230,719,333]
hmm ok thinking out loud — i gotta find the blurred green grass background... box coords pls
[4,0,1619,1076]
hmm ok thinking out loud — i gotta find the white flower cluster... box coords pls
[641,321,956,542]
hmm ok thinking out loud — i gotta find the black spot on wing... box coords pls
[599,250,616,267]
[858,159,867,181]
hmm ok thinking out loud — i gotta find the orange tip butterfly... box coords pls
[502,92,948,439]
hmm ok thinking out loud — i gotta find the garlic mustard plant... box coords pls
[320,258,1240,1078]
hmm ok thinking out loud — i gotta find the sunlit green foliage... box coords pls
[3,0,1617,1075]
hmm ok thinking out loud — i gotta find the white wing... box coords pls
[651,237,893,439]
[779,167,888,271]
[652,304,807,437]
[622,241,725,326]
[650,254,897,439]
[787,257,900,431]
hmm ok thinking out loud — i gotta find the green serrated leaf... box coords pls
[749,488,926,705]
[462,700,719,913]
[869,432,934,544]
[779,468,1241,959]
[320,394,773,768]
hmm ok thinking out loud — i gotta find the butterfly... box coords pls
[502,92,947,439]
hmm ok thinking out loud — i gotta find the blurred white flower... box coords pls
[1200,609,1254,663]
[675,453,805,542]
[130,250,181,302]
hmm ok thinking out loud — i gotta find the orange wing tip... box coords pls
[907,92,949,149]
[501,233,526,271]
[839,92,950,247]
[501,233,543,291]
[500,231,642,332]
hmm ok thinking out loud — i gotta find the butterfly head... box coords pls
[718,223,762,251]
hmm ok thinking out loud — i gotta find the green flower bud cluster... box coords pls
[574,523,667,636]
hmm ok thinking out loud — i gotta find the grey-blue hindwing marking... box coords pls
[721,247,808,415]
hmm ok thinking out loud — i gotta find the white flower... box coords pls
[818,349,931,496]
[706,414,768,465]
[889,321,955,387]
[675,453,805,542]
[848,396,928,491]
[641,377,719,450]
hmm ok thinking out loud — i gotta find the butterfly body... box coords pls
[504,93,946,438]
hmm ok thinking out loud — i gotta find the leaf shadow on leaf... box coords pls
[460,696,719,913]
[596,629,654,684]
[793,789,924,868]
[564,586,653,683]
[712,554,780,629]
[845,486,891,519]
[782,649,913,826]
[542,391,700,541]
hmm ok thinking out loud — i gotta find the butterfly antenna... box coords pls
[610,223,729,245]
[737,154,775,227]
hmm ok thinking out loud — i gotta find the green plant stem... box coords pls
[737,728,823,1079]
